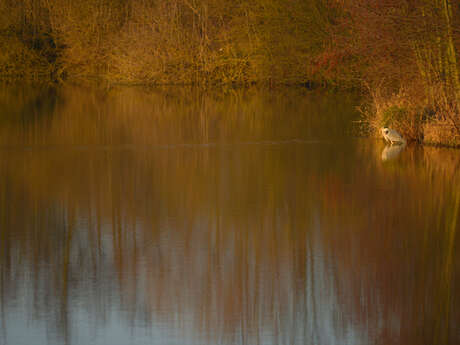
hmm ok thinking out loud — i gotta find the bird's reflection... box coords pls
[381,143,405,161]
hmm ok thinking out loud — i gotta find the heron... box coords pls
[381,127,406,145]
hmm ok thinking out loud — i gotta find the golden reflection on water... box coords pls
[0,85,459,345]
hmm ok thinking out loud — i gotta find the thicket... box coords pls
[342,0,460,146]
[0,0,459,145]
[0,0,337,84]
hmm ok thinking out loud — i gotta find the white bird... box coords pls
[381,127,406,145]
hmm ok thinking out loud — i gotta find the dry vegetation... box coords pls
[0,0,459,145]
[0,0,332,84]
[340,0,460,146]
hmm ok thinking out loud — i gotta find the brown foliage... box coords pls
[0,0,336,84]
[335,0,460,145]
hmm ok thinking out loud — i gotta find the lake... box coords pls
[0,84,459,345]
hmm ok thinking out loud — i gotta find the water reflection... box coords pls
[0,86,458,345]
[381,143,405,161]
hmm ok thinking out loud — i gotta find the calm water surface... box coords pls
[0,85,459,345]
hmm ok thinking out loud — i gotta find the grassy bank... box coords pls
[0,0,459,146]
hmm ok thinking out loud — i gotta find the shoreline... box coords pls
[1,78,459,148]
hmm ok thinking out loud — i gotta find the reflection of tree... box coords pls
[0,85,358,147]
[0,86,458,345]
[0,84,57,123]
[321,144,460,345]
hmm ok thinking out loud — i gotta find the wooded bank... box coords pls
[1,0,459,146]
